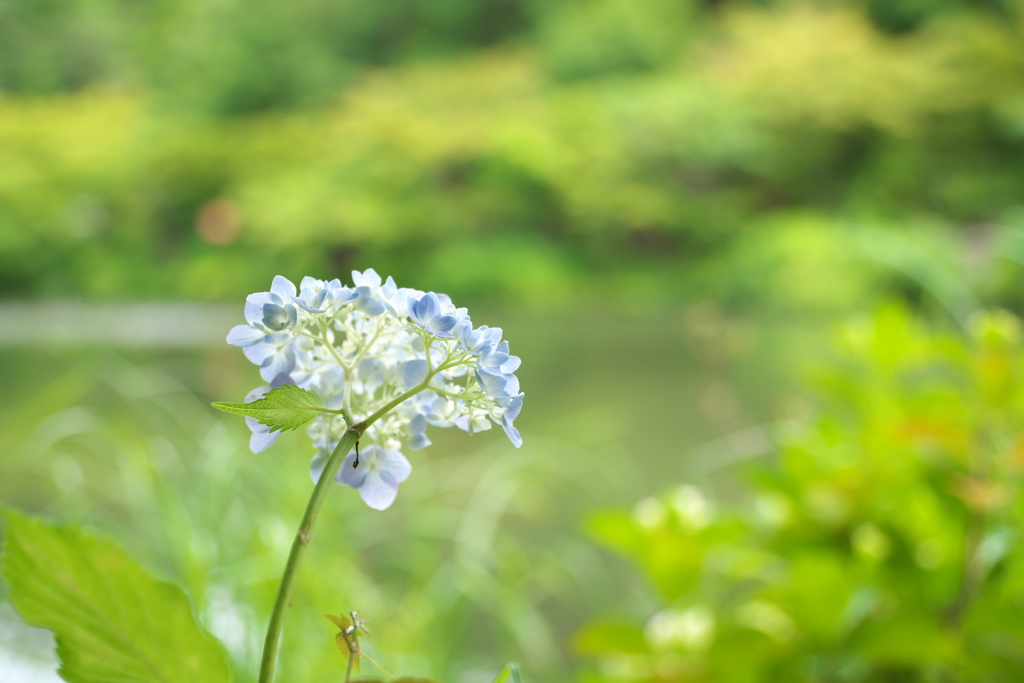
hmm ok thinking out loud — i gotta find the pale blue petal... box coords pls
[352,268,382,289]
[408,413,431,451]
[453,320,474,345]
[243,341,274,365]
[481,341,510,370]
[353,288,385,316]
[244,292,274,324]
[262,303,297,331]
[337,450,368,488]
[260,347,296,381]
[249,428,281,453]
[432,315,457,334]
[378,448,412,483]
[271,275,297,298]
[227,325,265,347]
[268,372,293,389]
[502,420,522,448]
[476,369,509,397]
[359,472,399,510]
[402,359,429,390]
[330,285,358,304]
[310,450,333,484]
[504,393,524,422]
[414,293,439,323]
[292,297,325,314]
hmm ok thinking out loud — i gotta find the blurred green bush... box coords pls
[2,1,1024,309]
[578,305,1024,681]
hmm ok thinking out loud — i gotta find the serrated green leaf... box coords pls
[211,384,328,432]
[491,663,523,683]
[1,510,232,683]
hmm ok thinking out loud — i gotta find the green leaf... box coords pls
[491,663,523,683]
[325,613,351,631]
[211,384,328,432]
[1,510,232,683]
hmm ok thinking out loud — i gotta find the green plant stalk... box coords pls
[258,427,360,683]
[257,376,441,683]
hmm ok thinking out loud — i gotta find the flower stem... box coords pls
[361,378,433,427]
[258,373,437,682]
[258,427,362,683]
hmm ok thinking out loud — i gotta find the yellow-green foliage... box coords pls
[579,306,1024,681]
[1,4,1024,304]
[710,8,1023,132]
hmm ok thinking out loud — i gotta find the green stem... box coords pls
[258,427,361,683]
[361,379,432,427]
[344,641,355,683]
[257,370,443,682]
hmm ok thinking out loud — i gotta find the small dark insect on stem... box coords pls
[353,440,360,468]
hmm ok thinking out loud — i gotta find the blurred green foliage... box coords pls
[2,1,1024,308]
[579,305,1024,681]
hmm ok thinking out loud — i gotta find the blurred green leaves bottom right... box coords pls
[579,305,1024,682]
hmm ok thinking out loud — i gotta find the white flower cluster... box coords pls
[227,270,523,509]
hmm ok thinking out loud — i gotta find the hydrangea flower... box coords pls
[226,270,524,510]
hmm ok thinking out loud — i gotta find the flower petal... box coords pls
[353,288,385,316]
[414,293,439,324]
[336,449,368,488]
[476,369,509,397]
[227,325,265,347]
[271,275,297,298]
[377,448,412,483]
[259,346,296,381]
[310,450,333,484]
[249,428,281,453]
[502,420,523,448]
[242,341,275,365]
[432,315,458,335]
[402,359,428,390]
[244,292,274,324]
[352,268,382,289]
[504,393,524,423]
[358,472,400,510]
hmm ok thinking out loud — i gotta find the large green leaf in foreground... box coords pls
[1,510,232,683]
